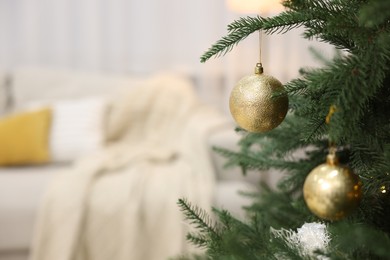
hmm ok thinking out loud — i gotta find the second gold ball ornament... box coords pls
[229,63,288,133]
[303,150,362,221]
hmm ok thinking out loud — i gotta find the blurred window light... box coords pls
[226,0,284,14]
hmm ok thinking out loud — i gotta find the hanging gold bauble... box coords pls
[303,152,362,221]
[229,63,288,133]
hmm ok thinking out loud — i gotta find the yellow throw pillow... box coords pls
[0,108,51,166]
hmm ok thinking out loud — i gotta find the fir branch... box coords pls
[329,223,390,259]
[307,46,338,66]
[226,16,265,33]
[208,208,278,259]
[186,232,208,248]
[177,198,219,238]
[212,147,268,171]
[200,30,252,63]
[303,117,327,143]
[246,186,313,228]
[359,0,390,28]
[284,79,309,96]
[328,41,389,143]
[227,12,312,35]
[201,11,314,62]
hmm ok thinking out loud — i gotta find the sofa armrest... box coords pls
[0,165,69,252]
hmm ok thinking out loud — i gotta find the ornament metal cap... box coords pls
[326,148,339,166]
[326,153,339,166]
[255,63,264,74]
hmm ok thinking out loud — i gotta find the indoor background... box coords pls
[0,0,333,114]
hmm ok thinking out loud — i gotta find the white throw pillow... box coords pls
[50,98,107,162]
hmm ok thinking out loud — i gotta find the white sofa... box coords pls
[0,68,262,260]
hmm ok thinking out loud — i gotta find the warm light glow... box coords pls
[321,182,331,191]
[329,170,339,178]
[226,0,284,14]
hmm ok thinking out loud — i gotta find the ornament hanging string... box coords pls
[256,30,264,74]
[259,30,262,64]
[325,105,337,151]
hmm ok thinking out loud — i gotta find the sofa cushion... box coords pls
[0,165,68,251]
[0,108,51,166]
[49,98,107,162]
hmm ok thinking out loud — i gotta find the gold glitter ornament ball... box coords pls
[303,153,362,221]
[229,63,288,133]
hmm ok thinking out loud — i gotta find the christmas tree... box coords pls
[178,0,390,259]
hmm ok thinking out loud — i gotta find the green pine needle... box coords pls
[177,198,220,239]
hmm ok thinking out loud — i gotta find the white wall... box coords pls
[0,0,334,113]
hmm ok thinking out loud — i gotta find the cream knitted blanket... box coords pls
[30,74,228,260]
